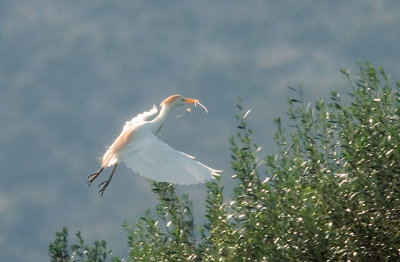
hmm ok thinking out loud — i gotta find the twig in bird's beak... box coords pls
[195,100,208,113]
[184,98,208,113]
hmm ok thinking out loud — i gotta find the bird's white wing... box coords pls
[123,105,158,132]
[120,132,220,185]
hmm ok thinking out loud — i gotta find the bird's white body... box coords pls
[89,95,220,195]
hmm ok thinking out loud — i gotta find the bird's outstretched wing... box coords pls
[120,132,220,185]
[123,105,158,131]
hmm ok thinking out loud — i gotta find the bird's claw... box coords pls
[98,179,110,196]
[87,174,96,187]
[87,168,104,187]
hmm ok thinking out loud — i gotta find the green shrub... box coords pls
[49,227,121,262]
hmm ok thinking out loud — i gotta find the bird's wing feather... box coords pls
[123,105,158,131]
[120,132,219,185]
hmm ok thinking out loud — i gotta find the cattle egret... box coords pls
[88,94,220,196]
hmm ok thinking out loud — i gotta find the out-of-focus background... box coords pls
[1,1,399,261]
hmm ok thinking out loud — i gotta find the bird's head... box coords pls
[160,95,208,112]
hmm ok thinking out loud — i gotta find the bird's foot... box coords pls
[98,179,110,196]
[87,167,104,187]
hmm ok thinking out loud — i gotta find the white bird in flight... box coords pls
[88,94,220,196]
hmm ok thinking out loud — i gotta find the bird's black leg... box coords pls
[87,167,104,187]
[98,164,118,196]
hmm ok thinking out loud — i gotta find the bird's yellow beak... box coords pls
[183,98,208,113]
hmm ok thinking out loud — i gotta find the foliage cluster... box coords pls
[49,62,400,261]
[48,227,121,262]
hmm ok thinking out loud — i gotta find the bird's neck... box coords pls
[151,105,171,134]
